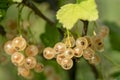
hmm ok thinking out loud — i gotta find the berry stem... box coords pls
[66,29,71,47]
[17,5,24,36]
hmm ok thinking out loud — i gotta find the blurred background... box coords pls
[0,0,120,80]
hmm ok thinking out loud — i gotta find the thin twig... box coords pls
[82,20,89,36]
[68,58,77,80]
[22,0,55,25]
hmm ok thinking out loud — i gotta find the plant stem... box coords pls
[68,58,77,80]
[22,0,55,25]
[82,20,88,36]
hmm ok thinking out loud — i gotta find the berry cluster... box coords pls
[43,26,109,70]
[4,36,44,79]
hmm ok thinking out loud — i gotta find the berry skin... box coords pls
[56,53,66,65]
[84,36,93,48]
[89,54,100,65]
[43,47,56,60]
[98,26,109,38]
[63,48,74,59]
[4,41,16,55]
[73,46,83,57]
[92,36,104,52]
[83,48,95,60]
[25,45,39,57]
[63,37,75,48]
[18,66,30,78]
[47,74,61,80]
[54,42,66,54]
[12,36,27,51]
[34,63,44,73]
[24,57,37,69]
[44,66,55,77]
[76,37,88,49]
[61,58,73,70]
[11,52,25,66]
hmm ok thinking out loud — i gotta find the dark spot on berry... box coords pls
[81,41,85,45]
[98,42,102,45]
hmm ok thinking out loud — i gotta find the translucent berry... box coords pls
[54,42,66,54]
[63,37,75,48]
[56,54,66,65]
[84,36,93,48]
[99,26,109,38]
[4,41,16,55]
[61,58,73,70]
[43,47,56,59]
[83,48,95,60]
[7,20,17,30]
[25,45,39,57]
[22,20,30,31]
[34,63,44,73]
[25,72,34,79]
[63,48,74,59]
[6,32,15,40]
[73,46,83,57]
[12,36,27,51]
[89,54,100,65]
[11,52,25,66]
[76,37,88,49]
[92,36,104,52]
[24,57,37,69]
[44,66,55,77]
[18,66,30,78]
[48,74,61,80]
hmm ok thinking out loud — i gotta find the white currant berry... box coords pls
[73,46,83,57]
[63,48,74,59]
[84,36,93,47]
[92,36,104,52]
[43,47,56,60]
[47,74,61,80]
[99,26,109,38]
[83,48,95,60]
[54,42,66,54]
[4,41,16,55]
[56,53,66,65]
[34,63,44,73]
[12,36,27,51]
[76,37,88,49]
[63,37,75,48]
[25,45,39,57]
[61,58,73,70]
[44,66,55,77]
[24,57,37,69]
[89,54,100,65]
[18,66,30,78]
[11,52,25,66]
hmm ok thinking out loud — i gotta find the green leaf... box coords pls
[0,0,12,21]
[12,0,22,3]
[56,0,98,29]
[40,23,61,47]
[104,21,120,51]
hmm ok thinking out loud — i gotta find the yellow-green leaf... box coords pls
[56,0,99,29]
